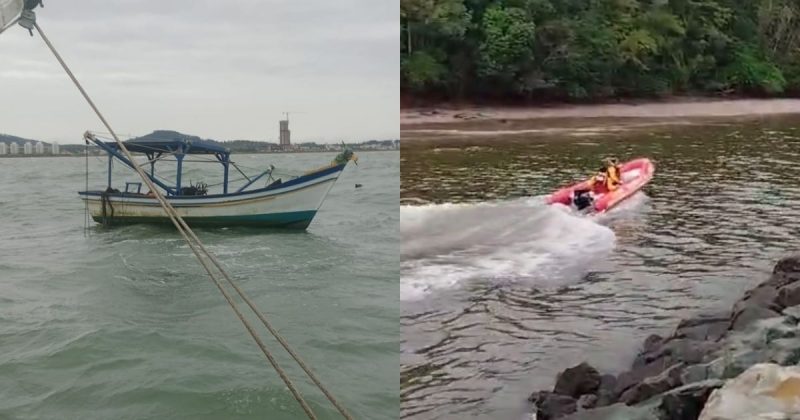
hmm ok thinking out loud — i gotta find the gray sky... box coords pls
[0,0,398,144]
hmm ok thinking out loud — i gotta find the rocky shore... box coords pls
[529,255,800,420]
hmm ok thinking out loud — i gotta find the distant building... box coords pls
[9,143,18,154]
[279,119,291,149]
[0,143,6,155]
[23,142,32,154]
[34,142,44,154]
[51,142,59,155]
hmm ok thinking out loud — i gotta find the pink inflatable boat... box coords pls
[546,158,655,213]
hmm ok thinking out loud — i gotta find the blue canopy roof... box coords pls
[104,137,229,155]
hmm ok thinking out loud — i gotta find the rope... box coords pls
[34,22,353,420]
[84,139,90,233]
[0,17,19,36]
[100,189,114,226]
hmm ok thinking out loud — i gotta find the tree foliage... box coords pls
[400,0,800,100]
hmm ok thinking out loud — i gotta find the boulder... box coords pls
[773,255,800,284]
[595,374,618,407]
[700,349,773,382]
[560,402,659,420]
[576,394,597,410]
[777,283,800,309]
[729,306,780,331]
[672,314,730,342]
[732,285,780,313]
[616,359,673,398]
[699,363,800,420]
[633,338,719,372]
[619,363,685,406]
[642,334,664,353]
[781,305,800,323]
[680,364,711,384]
[531,391,577,420]
[657,380,724,420]
[554,362,601,398]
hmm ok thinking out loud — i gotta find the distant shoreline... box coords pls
[401,97,800,126]
[0,149,398,158]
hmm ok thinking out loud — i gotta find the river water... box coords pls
[400,116,800,419]
[0,151,398,419]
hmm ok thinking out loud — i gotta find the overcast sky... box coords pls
[0,0,398,144]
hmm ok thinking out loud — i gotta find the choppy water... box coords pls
[400,117,800,419]
[0,151,398,419]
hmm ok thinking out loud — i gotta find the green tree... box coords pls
[477,5,537,92]
[400,0,800,100]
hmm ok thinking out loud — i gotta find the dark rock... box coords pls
[721,350,768,379]
[642,334,663,353]
[554,362,601,398]
[619,363,684,406]
[453,112,478,120]
[560,403,659,420]
[532,391,577,420]
[766,326,798,344]
[528,390,543,403]
[656,380,724,420]
[663,339,719,365]
[672,313,730,342]
[633,339,719,372]
[615,358,674,398]
[729,306,780,331]
[781,347,800,365]
[773,255,800,282]
[576,394,597,409]
[732,285,780,313]
[778,283,800,308]
[595,374,617,407]
[526,256,800,419]
[679,364,709,384]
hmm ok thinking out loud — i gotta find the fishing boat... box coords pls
[547,158,655,213]
[78,132,356,228]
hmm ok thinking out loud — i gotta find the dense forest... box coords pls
[400,0,800,102]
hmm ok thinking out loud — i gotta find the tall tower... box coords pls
[279,118,291,149]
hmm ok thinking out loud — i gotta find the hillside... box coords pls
[401,0,800,102]
[0,133,48,146]
[2,130,398,155]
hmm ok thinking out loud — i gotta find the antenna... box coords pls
[282,111,306,122]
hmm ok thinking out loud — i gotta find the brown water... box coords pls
[400,116,800,419]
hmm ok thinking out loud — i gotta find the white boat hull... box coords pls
[79,164,345,229]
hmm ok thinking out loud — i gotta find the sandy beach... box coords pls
[402,98,800,125]
[400,98,800,141]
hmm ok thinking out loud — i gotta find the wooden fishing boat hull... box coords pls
[78,164,346,229]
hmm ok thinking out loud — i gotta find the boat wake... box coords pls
[401,197,618,301]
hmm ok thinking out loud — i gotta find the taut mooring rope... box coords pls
[33,21,353,420]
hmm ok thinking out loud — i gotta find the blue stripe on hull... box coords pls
[92,210,317,229]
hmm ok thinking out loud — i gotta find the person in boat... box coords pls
[588,157,622,193]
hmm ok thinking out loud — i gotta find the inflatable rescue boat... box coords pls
[547,158,654,213]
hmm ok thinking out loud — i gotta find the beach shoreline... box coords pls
[401,98,800,127]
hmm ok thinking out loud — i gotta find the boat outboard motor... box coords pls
[572,189,593,211]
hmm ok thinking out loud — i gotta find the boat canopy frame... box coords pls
[84,131,248,196]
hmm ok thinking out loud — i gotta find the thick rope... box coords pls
[0,16,19,36]
[33,21,352,420]
[84,139,90,232]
